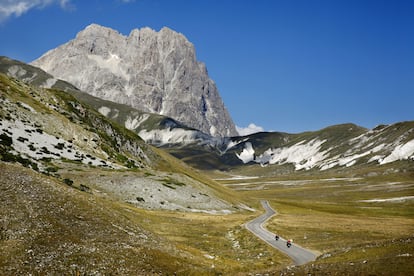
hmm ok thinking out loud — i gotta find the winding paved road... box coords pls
[245,200,317,265]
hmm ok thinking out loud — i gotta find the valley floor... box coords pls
[215,167,414,275]
[1,160,413,275]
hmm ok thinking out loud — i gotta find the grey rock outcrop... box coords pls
[31,24,237,137]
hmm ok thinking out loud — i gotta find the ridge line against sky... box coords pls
[0,0,413,135]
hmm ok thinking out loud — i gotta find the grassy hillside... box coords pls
[0,162,208,275]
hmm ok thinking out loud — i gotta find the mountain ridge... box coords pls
[1,56,413,175]
[31,23,237,137]
[1,56,224,147]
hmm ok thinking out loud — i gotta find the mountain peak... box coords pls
[159,26,182,37]
[84,23,108,31]
[77,23,121,38]
[129,26,155,36]
[31,25,237,137]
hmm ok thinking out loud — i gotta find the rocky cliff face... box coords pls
[31,24,237,137]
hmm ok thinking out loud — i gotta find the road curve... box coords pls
[245,200,317,265]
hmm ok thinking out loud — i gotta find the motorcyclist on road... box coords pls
[275,234,279,241]
[287,239,292,248]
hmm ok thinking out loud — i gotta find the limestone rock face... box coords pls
[31,24,237,137]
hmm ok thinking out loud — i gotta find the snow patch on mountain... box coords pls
[125,114,149,130]
[236,139,328,170]
[234,129,414,171]
[226,137,249,152]
[1,119,119,168]
[42,77,58,88]
[321,151,373,170]
[264,139,328,170]
[98,106,111,117]
[379,139,414,164]
[236,142,255,163]
[138,128,201,146]
[19,102,36,113]
[210,125,217,136]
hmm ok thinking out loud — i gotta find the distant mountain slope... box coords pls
[31,24,237,137]
[168,122,414,173]
[250,122,414,170]
[1,56,413,174]
[0,56,79,91]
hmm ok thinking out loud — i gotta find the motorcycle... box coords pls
[275,235,279,241]
[286,240,292,248]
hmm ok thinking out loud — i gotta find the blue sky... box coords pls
[0,0,413,134]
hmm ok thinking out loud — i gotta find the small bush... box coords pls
[40,157,52,162]
[63,178,73,186]
[126,159,137,169]
[40,146,51,154]
[54,143,65,150]
[79,184,90,192]
[45,166,59,173]
[0,150,39,172]
[116,153,128,163]
[17,136,28,143]
[1,151,17,162]
[0,133,12,146]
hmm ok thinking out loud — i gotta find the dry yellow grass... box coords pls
[123,207,291,274]
[266,201,414,252]
[215,171,414,274]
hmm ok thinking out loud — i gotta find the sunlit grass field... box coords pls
[126,207,290,274]
[104,164,414,274]
[213,165,414,274]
